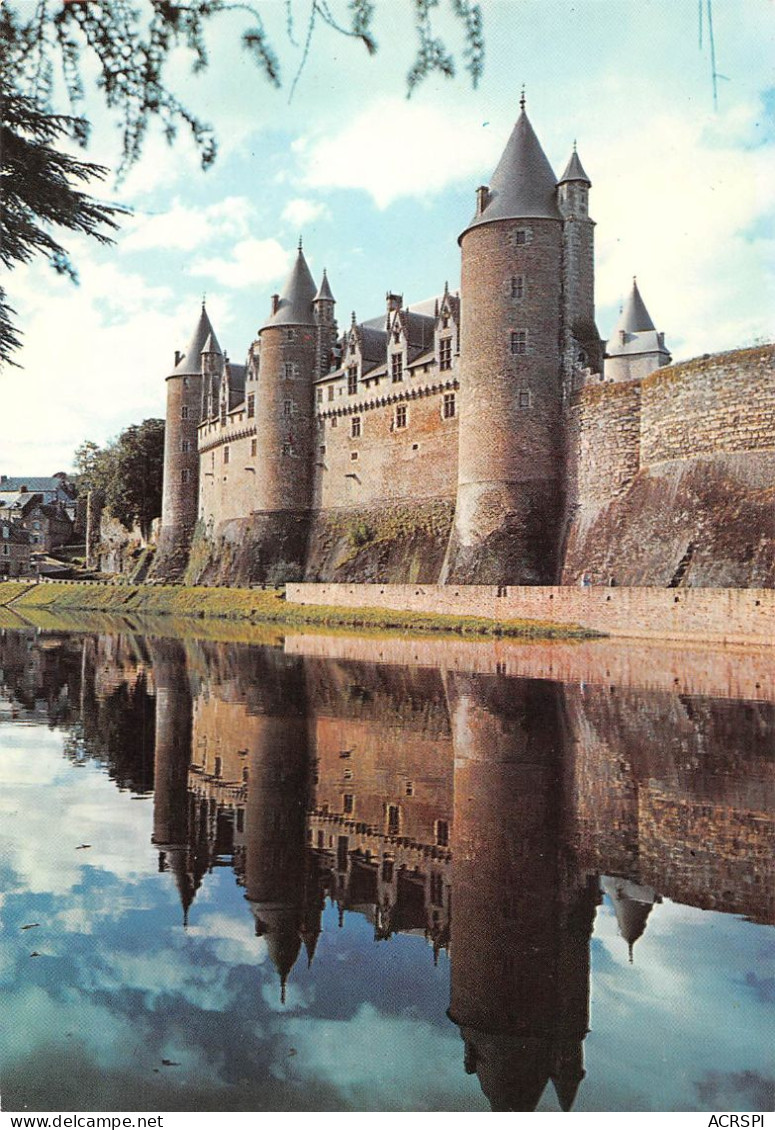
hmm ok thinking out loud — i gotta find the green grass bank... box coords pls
[0,580,594,640]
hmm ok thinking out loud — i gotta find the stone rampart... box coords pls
[640,345,775,466]
[567,379,641,509]
[286,582,774,645]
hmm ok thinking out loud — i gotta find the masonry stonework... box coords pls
[154,103,773,591]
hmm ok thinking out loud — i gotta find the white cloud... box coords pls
[590,99,775,357]
[296,96,502,209]
[191,237,292,288]
[121,196,256,253]
[282,197,330,229]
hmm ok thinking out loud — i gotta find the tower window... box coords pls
[391,353,403,382]
[439,337,452,371]
[511,275,524,299]
[247,393,255,417]
[343,794,354,814]
[351,416,361,438]
[347,367,358,395]
[443,392,456,419]
[214,756,222,778]
[331,416,338,428]
[395,405,407,429]
[250,439,257,457]
[285,328,296,342]
[283,398,293,417]
[181,405,189,419]
[386,805,400,835]
[284,361,299,380]
[514,229,527,246]
[181,469,190,483]
[518,389,531,408]
[430,871,443,906]
[223,446,230,464]
[181,440,190,453]
[435,820,449,848]
[350,451,358,460]
[511,330,527,355]
[282,442,293,456]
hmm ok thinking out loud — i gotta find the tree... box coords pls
[0,0,484,368]
[74,418,165,538]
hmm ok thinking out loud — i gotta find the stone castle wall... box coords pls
[314,381,459,510]
[640,346,775,465]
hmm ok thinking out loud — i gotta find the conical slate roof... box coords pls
[559,146,591,186]
[462,108,561,240]
[314,269,335,303]
[262,246,317,329]
[201,331,220,355]
[173,305,221,374]
[615,279,656,334]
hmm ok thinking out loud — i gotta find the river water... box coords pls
[0,622,772,1113]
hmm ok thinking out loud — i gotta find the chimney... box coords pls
[271,294,280,315]
[476,185,490,215]
[174,350,182,366]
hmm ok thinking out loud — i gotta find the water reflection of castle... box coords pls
[0,627,771,1110]
[146,636,773,1113]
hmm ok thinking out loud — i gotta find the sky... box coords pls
[3,0,774,475]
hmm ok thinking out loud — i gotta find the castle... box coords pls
[156,101,774,588]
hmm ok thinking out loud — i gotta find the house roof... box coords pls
[461,107,562,240]
[0,491,42,513]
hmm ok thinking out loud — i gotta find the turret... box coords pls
[200,331,221,420]
[313,268,337,379]
[444,97,565,584]
[558,144,602,382]
[156,304,221,578]
[248,243,318,580]
[604,278,671,383]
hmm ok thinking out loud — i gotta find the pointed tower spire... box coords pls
[617,277,656,333]
[261,244,317,328]
[174,305,221,374]
[461,102,561,239]
[558,144,591,186]
[313,268,335,304]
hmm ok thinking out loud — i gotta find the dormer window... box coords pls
[439,338,452,372]
[347,367,358,395]
[391,354,403,383]
[247,393,255,417]
[441,312,450,329]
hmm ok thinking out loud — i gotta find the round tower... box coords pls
[444,102,565,585]
[156,304,221,579]
[251,243,319,580]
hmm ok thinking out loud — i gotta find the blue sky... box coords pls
[4,0,774,473]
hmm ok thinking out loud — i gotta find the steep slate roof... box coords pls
[558,145,591,185]
[617,278,656,333]
[0,477,66,496]
[174,305,221,375]
[462,108,561,240]
[262,246,317,328]
[314,269,335,303]
[606,279,669,359]
[0,491,43,514]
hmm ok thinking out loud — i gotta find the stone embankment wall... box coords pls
[286,582,774,645]
[563,345,775,588]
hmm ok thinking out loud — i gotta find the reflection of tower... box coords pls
[446,673,597,1112]
[149,638,199,923]
[243,655,314,1002]
[601,876,660,962]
